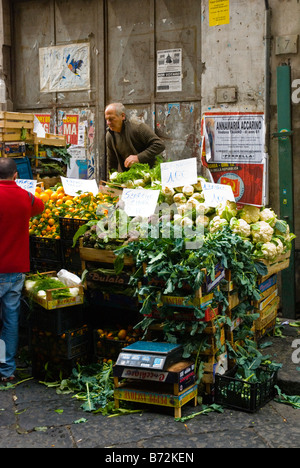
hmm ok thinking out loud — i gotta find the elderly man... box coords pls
[105,102,165,173]
[0,158,44,382]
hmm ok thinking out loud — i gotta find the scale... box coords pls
[115,341,183,371]
[113,342,198,417]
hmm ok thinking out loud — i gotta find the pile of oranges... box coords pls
[29,184,114,239]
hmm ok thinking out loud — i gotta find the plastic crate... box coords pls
[59,217,88,242]
[31,353,89,380]
[214,366,278,412]
[30,236,62,262]
[61,240,82,275]
[31,325,90,359]
[30,304,86,335]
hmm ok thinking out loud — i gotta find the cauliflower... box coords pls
[209,216,228,233]
[261,242,277,260]
[251,221,274,243]
[173,214,183,225]
[216,201,238,222]
[259,208,277,227]
[193,177,206,192]
[196,214,210,228]
[190,192,205,203]
[272,237,284,256]
[173,193,187,204]
[230,217,251,237]
[182,185,194,198]
[238,205,260,224]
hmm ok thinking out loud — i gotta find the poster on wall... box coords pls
[57,110,95,180]
[35,114,51,133]
[201,112,267,206]
[209,0,230,27]
[157,49,182,92]
[39,42,90,93]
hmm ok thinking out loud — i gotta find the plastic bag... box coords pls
[57,269,82,287]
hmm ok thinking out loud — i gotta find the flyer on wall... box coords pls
[201,112,268,207]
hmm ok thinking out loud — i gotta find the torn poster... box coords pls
[39,42,90,93]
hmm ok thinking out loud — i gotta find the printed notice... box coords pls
[209,0,230,27]
[203,113,265,164]
[157,49,182,92]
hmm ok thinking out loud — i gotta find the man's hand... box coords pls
[124,155,139,168]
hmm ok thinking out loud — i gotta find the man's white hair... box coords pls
[105,102,126,116]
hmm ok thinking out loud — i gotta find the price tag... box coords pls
[121,188,160,217]
[161,158,198,188]
[16,179,37,195]
[201,181,235,207]
[61,176,99,196]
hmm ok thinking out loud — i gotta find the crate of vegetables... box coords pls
[24,271,84,310]
[214,365,279,412]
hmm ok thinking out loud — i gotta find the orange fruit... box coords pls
[40,193,50,203]
[48,218,55,226]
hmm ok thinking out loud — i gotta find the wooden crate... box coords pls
[256,251,291,280]
[0,111,34,147]
[79,238,134,267]
[25,271,84,310]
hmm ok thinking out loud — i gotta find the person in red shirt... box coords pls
[0,158,44,382]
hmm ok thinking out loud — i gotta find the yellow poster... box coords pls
[209,0,230,27]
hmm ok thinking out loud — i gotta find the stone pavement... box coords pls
[0,322,299,450]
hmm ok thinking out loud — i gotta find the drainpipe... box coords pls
[264,0,271,154]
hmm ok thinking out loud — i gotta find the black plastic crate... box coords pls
[31,325,90,360]
[31,353,89,380]
[30,236,62,262]
[61,240,82,275]
[214,366,278,413]
[30,304,86,335]
[59,217,87,242]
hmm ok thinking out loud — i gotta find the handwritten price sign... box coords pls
[161,158,198,188]
[201,181,235,207]
[122,188,160,217]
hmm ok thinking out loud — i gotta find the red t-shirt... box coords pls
[0,180,44,273]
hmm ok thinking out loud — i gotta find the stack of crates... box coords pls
[25,271,90,380]
[0,111,34,155]
[139,263,227,398]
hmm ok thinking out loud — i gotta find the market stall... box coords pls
[22,156,295,413]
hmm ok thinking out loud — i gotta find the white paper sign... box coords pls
[121,189,160,217]
[201,181,235,207]
[161,158,198,188]
[61,176,98,196]
[16,179,37,195]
